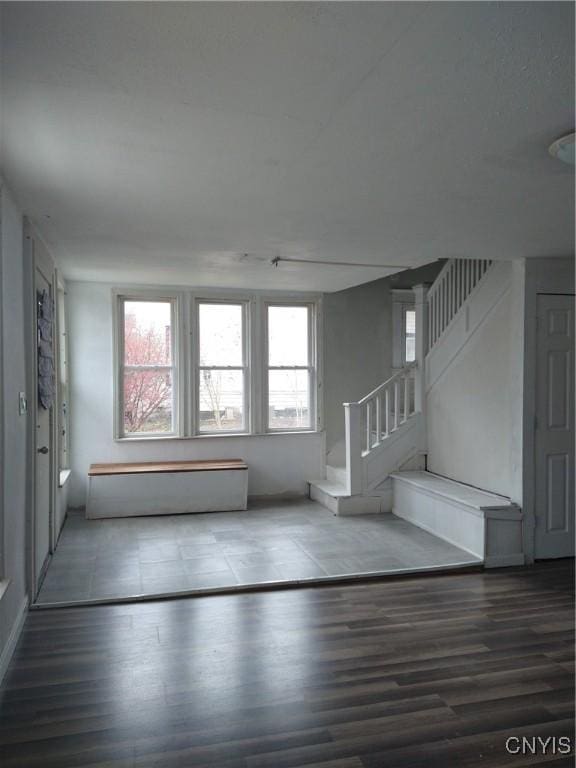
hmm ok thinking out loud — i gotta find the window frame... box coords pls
[391,289,416,369]
[403,306,416,365]
[264,300,317,433]
[113,290,183,439]
[193,297,250,436]
[112,289,321,440]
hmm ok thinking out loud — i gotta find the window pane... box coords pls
[268,370,310,429]
[124,300,172,365]
[268,306,308,366]
[199,303,243,366]
[198,369,244,432]
[123,369,173,433]
[405,309,416,362]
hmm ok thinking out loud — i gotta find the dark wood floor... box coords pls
[0,561,574,768]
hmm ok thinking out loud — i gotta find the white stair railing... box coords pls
[427,259,492,350]
[344,363,418,495]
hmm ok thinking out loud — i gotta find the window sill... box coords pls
[58,469,72,488]
[0,579,10,603]
[115,430,322,443]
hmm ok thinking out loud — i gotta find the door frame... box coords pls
[24,219,58,599]
[522,257,575,564]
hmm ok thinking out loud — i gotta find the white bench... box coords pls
[86,459,248,519]
[390,471,524,568]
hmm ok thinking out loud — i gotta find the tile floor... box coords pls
[36,498,481,605]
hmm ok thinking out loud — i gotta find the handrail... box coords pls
[350,362,418,407]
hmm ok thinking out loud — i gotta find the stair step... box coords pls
[326,464,347,485]
[310,479,349,498]
[308,479,392,517]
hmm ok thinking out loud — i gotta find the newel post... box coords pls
[412,283,429,416]
[344,402,362,496]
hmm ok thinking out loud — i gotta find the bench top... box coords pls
[390,471,518,512]
[89,459,248,477]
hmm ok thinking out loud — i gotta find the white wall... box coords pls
[426,262,520,498]
[0,182,29,669]
[67,281,324,506]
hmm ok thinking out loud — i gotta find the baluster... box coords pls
[440,278,444,336]
[447,268,452,326]
[455,262,459,315]
[394,381,399,430]
[365,400,372,452]
[403,373,409,422]
[451,263,456,322]
[436,285,440,342]
[439,278,443,336]
[445,270,449,329]
[452,261,458,317]
[375,394,381,445]
[384,387,390,436]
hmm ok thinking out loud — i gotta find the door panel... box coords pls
[534,294,574,559]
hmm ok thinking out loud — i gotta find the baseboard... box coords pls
[248,491,306,504]
[0,595,29,685]
[484,553,525,569]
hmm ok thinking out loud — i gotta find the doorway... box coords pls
[28,228,57,595]
[534,293,575,559]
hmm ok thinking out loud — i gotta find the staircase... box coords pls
[309,258,495,515]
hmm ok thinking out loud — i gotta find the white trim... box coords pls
[0,595,28,685]
[193,297,250,436]
[264,299,318,433]
[58,468,72,488]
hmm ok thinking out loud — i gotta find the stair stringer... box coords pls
[426,261,511,392]
[362,413,425,492]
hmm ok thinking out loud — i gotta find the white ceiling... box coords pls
[1,2,574,292]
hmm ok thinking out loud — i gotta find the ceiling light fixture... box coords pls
[270,256,406,269]
[548,131,575,165]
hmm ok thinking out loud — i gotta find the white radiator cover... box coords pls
[86,469,248,519]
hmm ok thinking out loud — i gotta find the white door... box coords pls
[534,293,575,559]
[34,263,54,583]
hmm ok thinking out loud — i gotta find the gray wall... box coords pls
[322,262,444,461]
[0,183,29,664]
[323,277,393,458]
